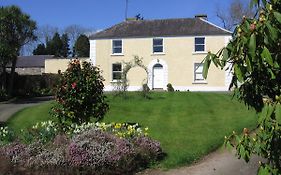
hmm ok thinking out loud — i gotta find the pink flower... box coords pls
[250,23,256,31]
[71,82,77,89]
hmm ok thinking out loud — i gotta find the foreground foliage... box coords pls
[203,0,281,174]
[0,121,163,174]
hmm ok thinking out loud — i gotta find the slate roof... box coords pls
[90,18,231,39]
[8,55,55,68]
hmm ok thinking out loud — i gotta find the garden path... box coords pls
[0,96,53,123]
[139,148,262,175]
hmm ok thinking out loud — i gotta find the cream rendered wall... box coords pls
[45,58,89,74]
[93,35,231,91]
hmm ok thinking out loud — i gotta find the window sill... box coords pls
[111,53,124,56]
[192,51,208,55]
[151,52,165,55]
[110,80,123,83]
[192,81,208,84]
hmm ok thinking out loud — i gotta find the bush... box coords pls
[52,59,109,127]
[8,73,60,97]
[141,83,150,99]
[167,83,174,92]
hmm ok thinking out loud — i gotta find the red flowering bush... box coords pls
[52,59,109,127]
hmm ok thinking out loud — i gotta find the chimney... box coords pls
[195,14,208,20]
[126,17,137,21]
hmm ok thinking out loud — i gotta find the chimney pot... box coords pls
[195,14,208,20]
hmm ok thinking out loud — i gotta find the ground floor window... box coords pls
[112,63,122,80]
[194,63,204,82]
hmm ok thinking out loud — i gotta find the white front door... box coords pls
[153,64,164,89]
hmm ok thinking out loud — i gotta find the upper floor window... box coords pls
[195,37,205,52]
[112,40,122,54]
[194,63,205,82]
[153,38,163,53]
[112,63,122,80]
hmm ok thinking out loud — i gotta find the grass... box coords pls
[7,101,55,132]
[6,92,257,169]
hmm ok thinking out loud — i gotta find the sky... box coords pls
[1,0,234,31]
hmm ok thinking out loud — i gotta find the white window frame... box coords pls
[194,37,205,52]
[112,63,122,81]
[112,39,123,55]
[152,38,164,54]
[193,63,207,84]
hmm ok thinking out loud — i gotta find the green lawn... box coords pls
[7,101,55,132]
[7,92,257,169]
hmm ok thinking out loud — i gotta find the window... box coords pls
[112,40,122,54]
[194,63,205,82]
[195,37,205,52]
[112,63,122,80]
[153,38,163,53]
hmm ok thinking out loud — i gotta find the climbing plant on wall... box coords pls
[113,56,149,97]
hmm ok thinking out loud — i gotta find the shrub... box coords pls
[141,83,150,99]
[11,73,60,97]
[52,59,109,127]
[167,83,174,92]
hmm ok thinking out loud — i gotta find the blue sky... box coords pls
[1,0,236,30]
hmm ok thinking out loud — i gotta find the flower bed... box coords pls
[0,121,164,174]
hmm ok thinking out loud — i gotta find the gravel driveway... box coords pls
[0,96,53,123]
[139,147,262,175]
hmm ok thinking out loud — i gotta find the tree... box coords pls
[73,34,89,57]
[36,25,59,44]
[33,43,46,55]
[0,5,37,95]
[46,32,62,57]
[60,33,70,57]
[33,32,70,57]
[0,41,16,90]
[204,0,281,173]
[216,0,255,30]
[64,25,95,55]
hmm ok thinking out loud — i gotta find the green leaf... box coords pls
[245,55,253,72]
[275,103,281,123]
[264,35,269,45]
[274,61,280,69]
[239,145,246,159]
[259,104,269,124]
[234,64,244,82]
[268,68,276,79]
[266,22,278,40]
[273,11,281,24]
[267,104,275,118]
[261,47,273,66]
[258,165,270,175]
[203,54,211,79]
[222,48,229,62]
[249,34,256,59]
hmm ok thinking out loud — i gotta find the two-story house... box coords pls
[89,15,232,91]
